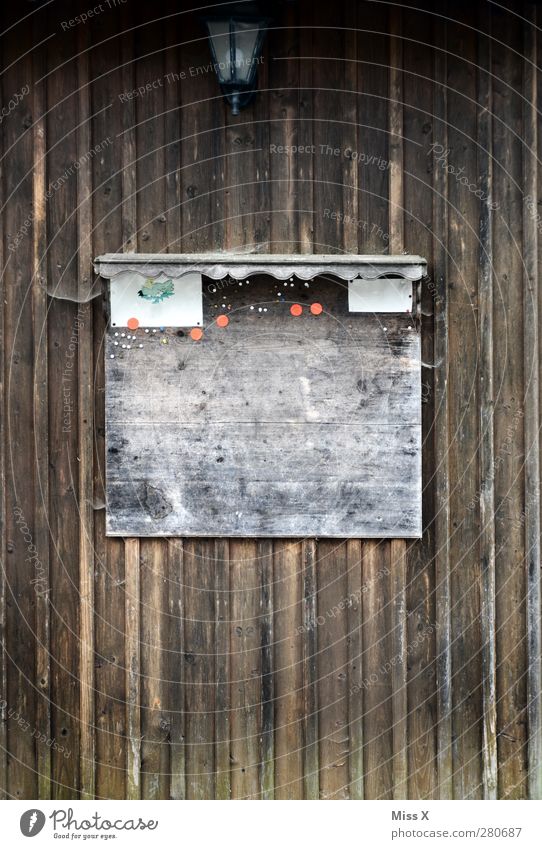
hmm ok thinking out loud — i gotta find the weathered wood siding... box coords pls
[0,0,540,799]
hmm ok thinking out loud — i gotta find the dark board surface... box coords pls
[105,275,421,536]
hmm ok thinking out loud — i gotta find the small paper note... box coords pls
[110,271,203,327]
[348,278,413,313]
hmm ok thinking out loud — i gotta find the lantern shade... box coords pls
[202,15,270,113]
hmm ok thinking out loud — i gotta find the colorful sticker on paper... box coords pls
[138,278,175,304]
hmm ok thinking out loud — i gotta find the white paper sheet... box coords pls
[110,271,203,328]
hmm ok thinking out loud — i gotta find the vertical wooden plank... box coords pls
[524,3,542,802]
[343,0,359,258]
[230,540,261,799]
[312,3,357,254]
[164,4,181,254]
[446,5,482,799]
[317,541,349,799]
[223,40,270,252]
[168,540,186,800]
[0,2,17,799]
[3,17,39,800]
[140,541,169,799]
[274,541,303,799]
[389,6,404,254]
[301,539,319,798]
[179,10,225,254]
[32,22,51,800]
[477,9,497,801]
[94,535,126,800]
[363,541,393,799]
[268,2,303,254]
[76,25,95,801]
[214,539,231,800]
[491,5,527,800]
[298,0,314,254]
[184,540,215,799]
[0,6,6,797]
[125,538,141,799]
[259,540,274,800]
[391,539,408,799]
[120,4,137,253]
[357,0,389,253]
[432,7,453,801]
[347,539,364,800]
[46,5,81,795]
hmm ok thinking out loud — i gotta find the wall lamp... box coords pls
[201,11,270,115]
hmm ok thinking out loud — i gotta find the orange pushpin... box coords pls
[127,317,139,330]
[190,327,203,341]
[290,304,303,316]
[310,302,323,315]
[216,314,229,327]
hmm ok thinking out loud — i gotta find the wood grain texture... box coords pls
[183,540,215,799]
[477,8,497,801]
[46,4,81,796]
[104,285,422,538]
[167,539,186,800]
[432,4,453,801]
[363,541,393,799]
[0,20,7,799]
[446,7,483,800]
[124,539,141,799]
[274,541,303,799]
[32,28,51,801]
[302,538,319,799]
[492,6,528,800]
[77,26,96,800]
[3,8,39,799]
[214,539,231,799]
[230,540,261,799]
[317,541,349,799]
[347,538,364,799]
[140,540,169,799]
[524,3,542,802]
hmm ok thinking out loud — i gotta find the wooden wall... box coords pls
[0,0,540,799]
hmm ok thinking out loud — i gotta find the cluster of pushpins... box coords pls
[110,278,325,349]
[109,317,170,357]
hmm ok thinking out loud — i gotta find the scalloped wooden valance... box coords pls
[94,252,427,282]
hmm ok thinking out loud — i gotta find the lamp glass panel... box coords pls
[230,20,261,84]
[206,20,233,84]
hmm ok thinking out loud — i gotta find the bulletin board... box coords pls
[95,254,425,538]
